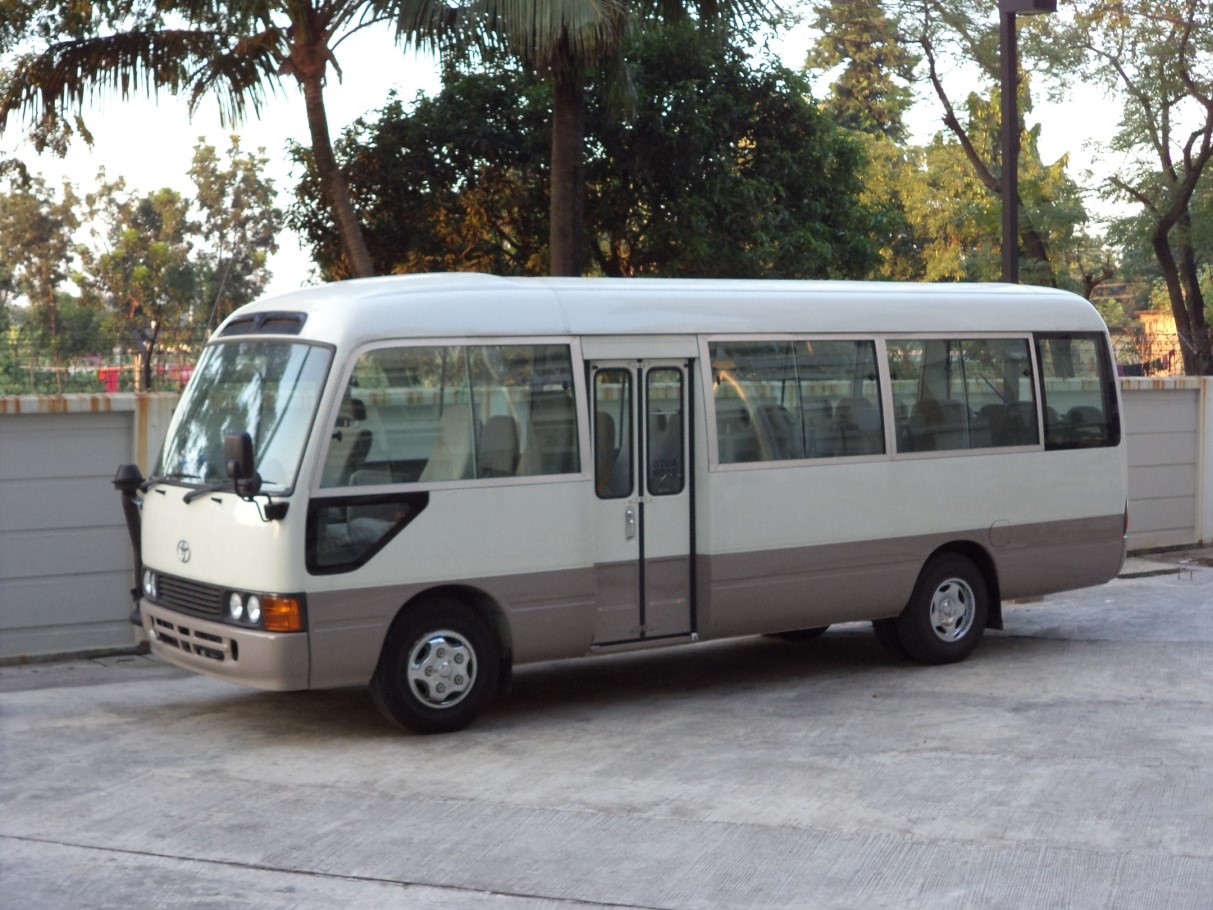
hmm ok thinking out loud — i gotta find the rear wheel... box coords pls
[885,554,988,665]
[370,597,500,734]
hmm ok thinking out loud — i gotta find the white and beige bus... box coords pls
[122,274,1127,733]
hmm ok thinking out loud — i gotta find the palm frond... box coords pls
[0,28,225,132]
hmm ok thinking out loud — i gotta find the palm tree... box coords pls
[0,0,451,279]
[457,0,771,276]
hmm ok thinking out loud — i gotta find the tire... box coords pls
[872,617,909,660]
[890,554,989,665]
[370,597,500,734]
[767,626,830,641]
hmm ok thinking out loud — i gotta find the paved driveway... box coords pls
[3,558,1212,909]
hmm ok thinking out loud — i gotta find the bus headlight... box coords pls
[223,591,303,631]
[142,569,158,601]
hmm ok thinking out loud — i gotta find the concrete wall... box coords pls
[0,395,178,660]
[0,380,1209,661]
[1121,378,1213,551]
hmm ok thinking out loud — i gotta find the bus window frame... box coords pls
[1034,330,1122,450]
[309,335,592,495]
[699,334,892,473]
[879,333,1045,461]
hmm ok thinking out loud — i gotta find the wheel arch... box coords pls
[924,540,1003,631]
[390,583,515,690]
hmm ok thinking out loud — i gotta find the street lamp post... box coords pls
[999,0,1056,284]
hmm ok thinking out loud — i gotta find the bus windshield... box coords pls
[155,340,332,492]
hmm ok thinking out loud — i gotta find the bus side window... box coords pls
[709,339,882,464]
[1036,334,1120,449]
[887,337,1037,453]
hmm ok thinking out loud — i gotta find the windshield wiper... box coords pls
[183,480,234,503]
[140,472,201,492]
[182,478,280,504]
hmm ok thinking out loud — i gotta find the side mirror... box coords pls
[224,432,262,496]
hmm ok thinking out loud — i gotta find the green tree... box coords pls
[79,177,197,391]
[0,167,83,391]
[189,136,282,334]
[804,0,917,143]
[288,54,552,276]
[457,0,773,277]
[806,0,1078,283]
[587,26,878,278]
[0,0,451,279]
[1053,0,1213,373]
[289,27,879,279]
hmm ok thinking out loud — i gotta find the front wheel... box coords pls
[887,554,988,665]
[370,597,500,734]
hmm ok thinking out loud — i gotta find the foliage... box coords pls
[188,137,281,333]
[0,168,84,391]
[289,54,552,277]
[804,0,917,143]
[1050,0,1213,372]
[0,139,280,394]
[0,0,450,277]
[288,26,879,280]
[804,0,1092,287]
[445,0,777,275]
[586,26,878,278]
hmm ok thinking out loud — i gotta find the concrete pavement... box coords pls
[2,555,1212,909]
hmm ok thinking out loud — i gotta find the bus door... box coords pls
[589,360,694,645]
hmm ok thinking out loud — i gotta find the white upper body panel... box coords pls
[220,274,1108,349]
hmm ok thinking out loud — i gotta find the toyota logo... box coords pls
[177,540,191,563]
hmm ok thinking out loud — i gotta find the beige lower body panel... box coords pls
[698,514,1125,640]
[143,601,310,691]
[150,514,1125,692]
[306,567,598,689]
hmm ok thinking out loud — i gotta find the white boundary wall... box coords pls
[1120,378,1213,551]
[0,395,177,660]
[0,381,1209,661]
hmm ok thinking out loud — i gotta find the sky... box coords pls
[0,18,1127,300]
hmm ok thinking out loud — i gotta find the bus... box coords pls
[119,274,1128,733]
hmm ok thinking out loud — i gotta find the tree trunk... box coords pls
[1176,207,1213,374]
[550,60,587,278]
[300,71,375,279]
[1152,226,1198,375]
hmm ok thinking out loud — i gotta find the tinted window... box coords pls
[886,337,1037,453]
[321,344,579,486]
[1036,334,1120,449]
[709,340,883,463]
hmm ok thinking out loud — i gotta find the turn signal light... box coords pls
[261,595,303,632]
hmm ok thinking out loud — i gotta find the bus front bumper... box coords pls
[142,601,310,691]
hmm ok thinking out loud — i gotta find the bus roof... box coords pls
[220,273,1109,348]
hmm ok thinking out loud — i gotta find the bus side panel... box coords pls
[700,537,922,638]
[305,481,597,689]
[994,513,1126,600]
[305,566,597,689]
[695,447,1127,639]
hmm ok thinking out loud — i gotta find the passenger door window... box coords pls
[646,368,685,495]
[594,369,633,499]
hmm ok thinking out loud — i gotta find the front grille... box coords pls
[158,574,224,615]
[151,616,229,662]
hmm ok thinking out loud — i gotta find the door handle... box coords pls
[624,506,636,540]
